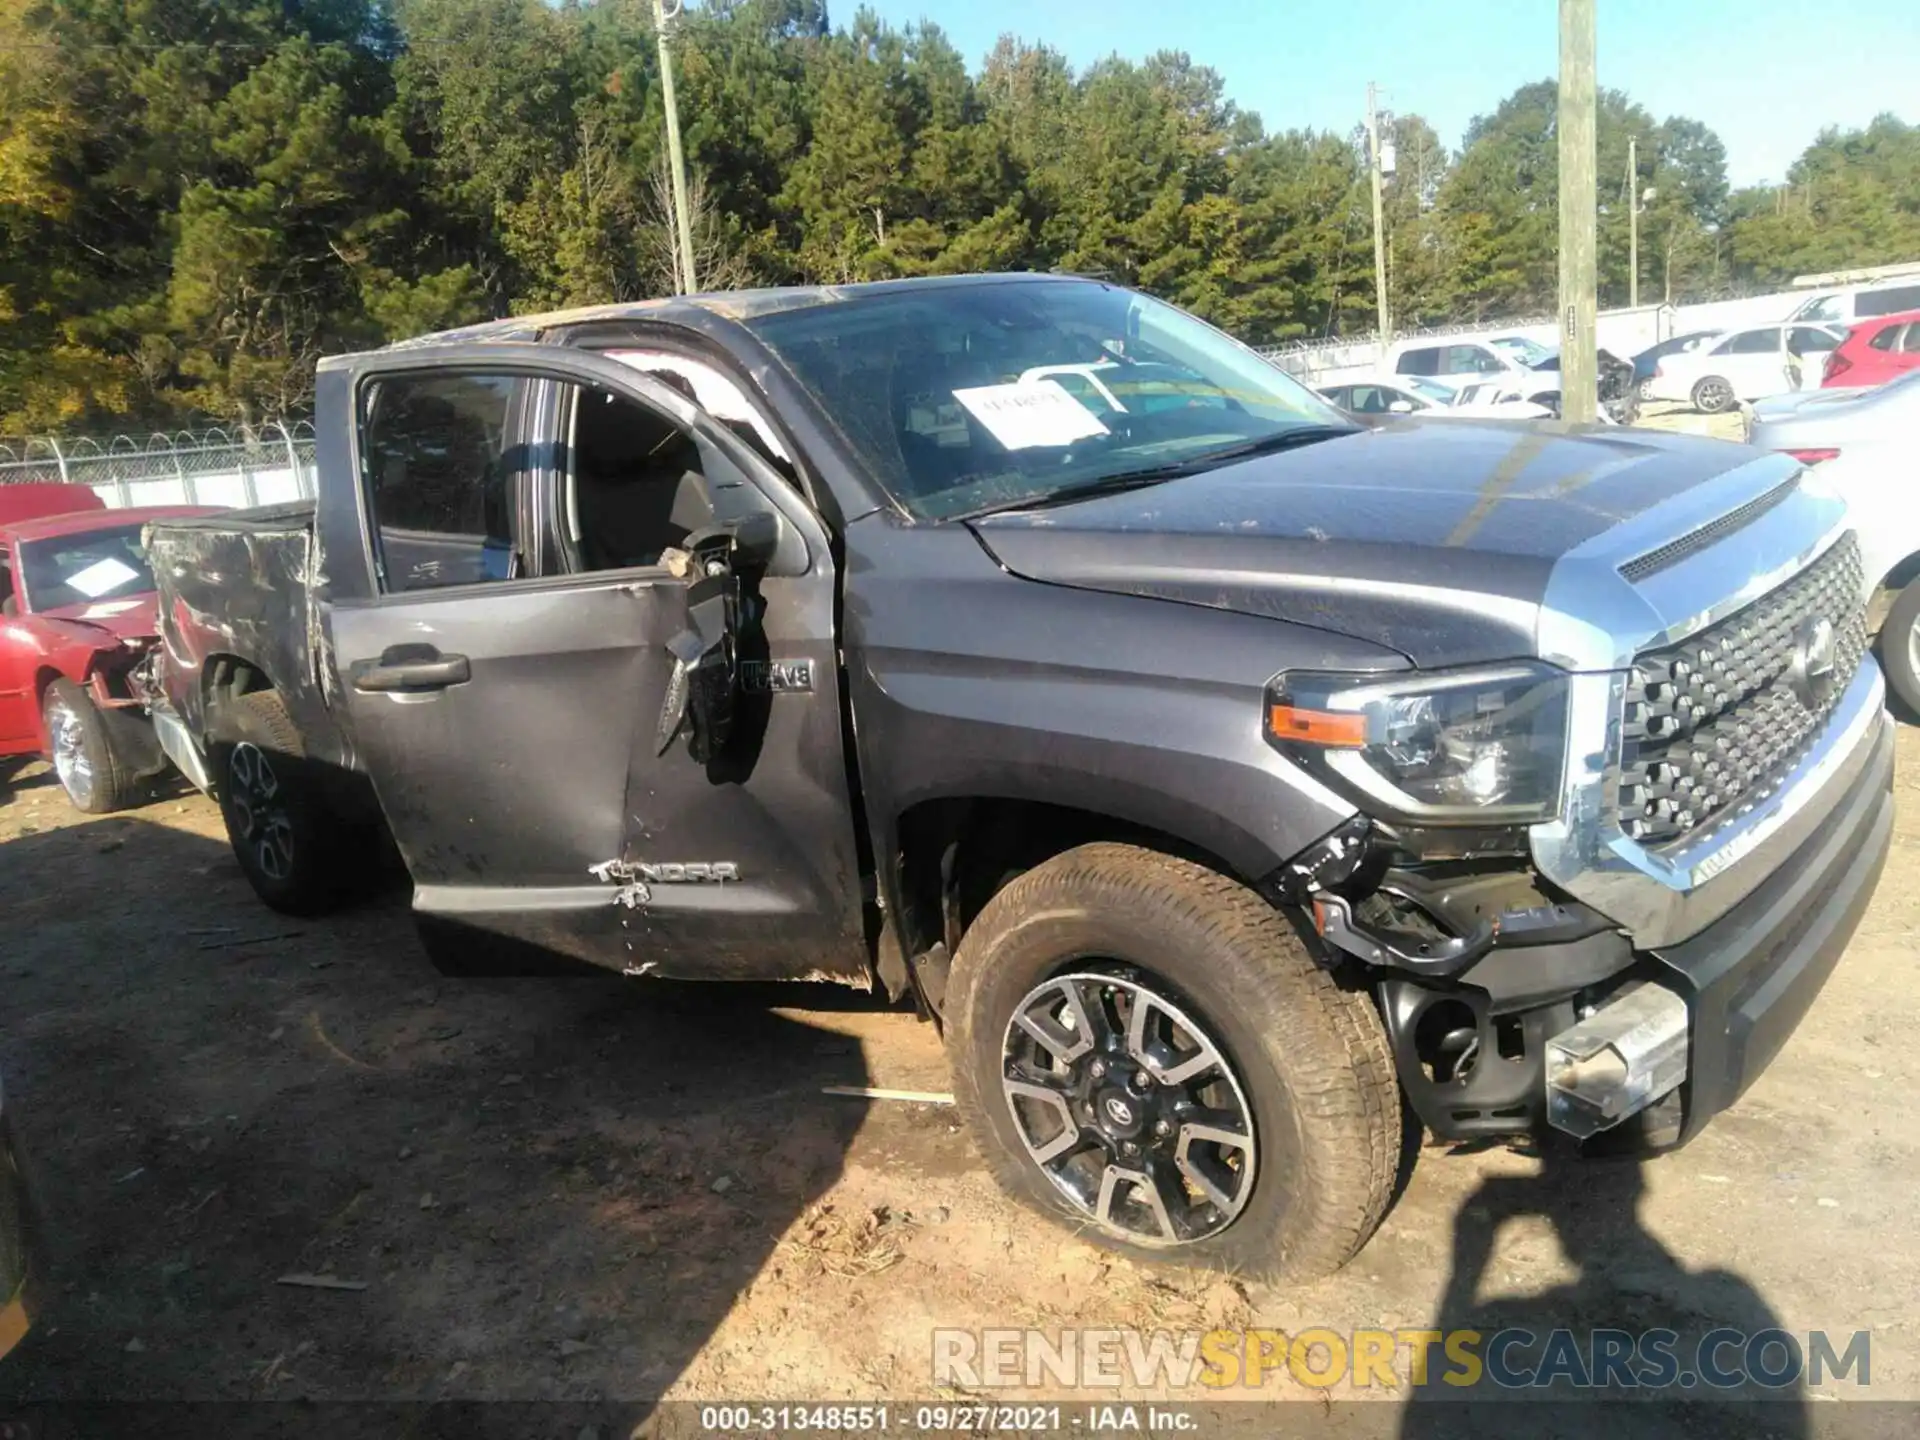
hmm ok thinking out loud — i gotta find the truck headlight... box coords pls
[1266,663,1570,823]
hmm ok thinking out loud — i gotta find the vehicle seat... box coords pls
[571,390,713,570]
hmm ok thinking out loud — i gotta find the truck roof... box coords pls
[365,272,1090,356]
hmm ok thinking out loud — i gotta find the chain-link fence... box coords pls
[0,422,316,509]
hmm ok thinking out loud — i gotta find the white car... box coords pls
[1788,278,1920,327]
[1645,323,1846,412]
[1315,377,1552,421]
[1747,370,1920,710]
[1384,337,1559,403]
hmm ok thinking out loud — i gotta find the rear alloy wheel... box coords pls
[41,678,138,813]
[1691,375,1736,413]
[226,741,296,886]
[1002,970,1257,1245]
[214,689,362,915]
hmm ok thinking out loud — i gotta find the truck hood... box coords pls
[969,420,1788,669]
[31,593,161,643]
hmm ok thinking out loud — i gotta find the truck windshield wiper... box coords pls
[953,424,1356,521]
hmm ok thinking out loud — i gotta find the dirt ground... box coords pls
[0,708,1916,1426]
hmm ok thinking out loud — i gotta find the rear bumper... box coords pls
[1651,708,1893,1143]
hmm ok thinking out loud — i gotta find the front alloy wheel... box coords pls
[226,742,295,882]
[45,691,95,810]
[1002,969,1256,1247]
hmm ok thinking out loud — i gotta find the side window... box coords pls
[1901,325,1920,355]
[1869,324,1900,352]
[360,373,518,594]
[1449,345,1503,375]
[1859,286,1920,318]
[1724,329,1780,355]
[1347,385,1387,414]
[1394,347,1440,377]
[563,386,716,574]
[1798,295,1845,322]
[1790,326,1838,355]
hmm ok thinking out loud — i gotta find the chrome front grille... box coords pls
[1617,533,1867,847]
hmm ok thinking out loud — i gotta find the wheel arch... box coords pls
[889,794,1264,1019]
[197,652,282,739]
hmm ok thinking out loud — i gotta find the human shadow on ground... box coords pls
[1398,1141,1809,1440]
[0,812,891,1438]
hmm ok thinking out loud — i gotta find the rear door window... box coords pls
[1869,324,1901,352]
[1722,328,1781,355]
[358,373,519,594]
[1790,326,1840,355]
[1901,324,1920,355]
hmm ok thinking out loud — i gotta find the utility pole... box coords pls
[1366,82,1390,343]
[653,0,698,295]
[1627,135,1639,309]
[1557,0,1598,423]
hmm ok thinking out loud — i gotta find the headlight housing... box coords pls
[1265,663,1571,823]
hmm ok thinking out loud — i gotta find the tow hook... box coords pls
[1310,890,1615,979]
[1310,890,1497,977]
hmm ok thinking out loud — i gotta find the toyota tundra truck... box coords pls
[140,274,1892,1279]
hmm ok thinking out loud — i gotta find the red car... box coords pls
[1823,307,1920,387]
[1,503,222,811]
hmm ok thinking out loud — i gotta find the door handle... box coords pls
[350,645,471,694]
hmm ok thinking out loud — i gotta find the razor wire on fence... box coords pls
[0,421,317,510]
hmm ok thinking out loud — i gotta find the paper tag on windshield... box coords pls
[63,556,141,599]
[952,379,1109,450]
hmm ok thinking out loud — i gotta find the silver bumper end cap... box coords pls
[1545,982,1689,1138]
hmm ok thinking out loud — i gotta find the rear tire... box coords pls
[41,678,139,814]
[944,843,1397,1282]
[1691,376,1736,413]
[213,690,358,915]
[1878,582,1920,720]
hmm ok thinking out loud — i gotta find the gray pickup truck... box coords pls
[142,274,1891,1279]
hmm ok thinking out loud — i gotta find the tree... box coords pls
[0,5,1908,434]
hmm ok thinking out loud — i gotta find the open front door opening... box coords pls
[328,345,870,985]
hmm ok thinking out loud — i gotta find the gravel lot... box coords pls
[0,696,1914,1429]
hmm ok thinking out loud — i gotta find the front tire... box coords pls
[1878,582,1920,719]
[213,691,356,915]
[42,678,139,813]
[945,843,1397,1281]
[1692,375,1736,413]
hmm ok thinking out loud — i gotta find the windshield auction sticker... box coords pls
[61,556,142,599]
[952,379,1110,450]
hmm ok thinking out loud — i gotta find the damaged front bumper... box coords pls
[1290,677,1894,1148]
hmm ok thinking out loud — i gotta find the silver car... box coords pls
[1749,370,1920,711]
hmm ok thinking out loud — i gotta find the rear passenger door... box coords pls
[322,345,869,984]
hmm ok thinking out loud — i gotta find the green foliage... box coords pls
[0,1,1913,432]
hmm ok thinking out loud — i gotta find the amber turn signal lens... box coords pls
[1267,703,1368,748]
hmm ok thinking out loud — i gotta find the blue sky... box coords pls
[855,0,1920,188]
